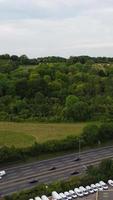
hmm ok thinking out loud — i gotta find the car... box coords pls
[69,190,77,198]
[52,191,62,200]
[70,171,79,175]
[95,183,103,191]
[85,185,94,194]
[79,186,88,195]
[99,181,108,190]
[29,199,34,200]
[74,188,84,197]
[59,192,68,200]
[74,157,81,161]
[29,179,38,184]
[64,191,72,200]
[108,179,113,186]
[49,167,56,171]
[41,195,49,200]
[35,197,42,200]
[0,170,6,177]
[90,184,98,192]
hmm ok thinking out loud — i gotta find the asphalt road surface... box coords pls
[1,145,113,197]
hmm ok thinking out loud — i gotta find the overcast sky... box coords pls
[0,0,113,58]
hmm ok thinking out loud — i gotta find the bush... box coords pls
[1,122,113,164]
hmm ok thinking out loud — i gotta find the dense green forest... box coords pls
[1,54,113,122]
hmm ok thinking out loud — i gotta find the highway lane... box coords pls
[1,146,113,182]
[0,155,112,189]
[1,150,113,183]
[2,146,113,178]
[0,145,113,196]
[2,145,113,172]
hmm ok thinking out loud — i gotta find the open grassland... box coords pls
[0,122,89,148]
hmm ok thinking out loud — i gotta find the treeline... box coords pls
[1,54,113,65]
[5,159,113,200]
[1,54,113,122]
[1,122,113,165]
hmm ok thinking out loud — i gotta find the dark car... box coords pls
[70,171,79,175]
[29,179,38,184]
[49,166,56,171]
[74,157,81,161]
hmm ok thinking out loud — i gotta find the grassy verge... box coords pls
[0,122,89,147]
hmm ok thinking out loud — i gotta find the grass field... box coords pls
[0,122,89,148]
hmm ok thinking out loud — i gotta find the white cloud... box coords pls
[0,0,113,57]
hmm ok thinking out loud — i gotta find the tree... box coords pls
[81,124,99,146]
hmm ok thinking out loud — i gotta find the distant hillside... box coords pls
[0,54,113,122]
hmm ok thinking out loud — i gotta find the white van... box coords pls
[85,185,94,194]
[41,195,49,200]
[0,170,6,176]
[59,192,68,200]
[74,188,84,197]
[79,186,88,195]
[99,181,108,190]
[69,190,77,198]
[35,197,42,200]
[64,192,72,200]
[52,191,62,200]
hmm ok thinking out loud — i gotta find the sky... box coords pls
[0,0,113,58]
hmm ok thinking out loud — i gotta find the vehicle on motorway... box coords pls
[99,181,108,190]
[74,188,84,197]
[49,166,56,171]
[85,185,94,194]
[52,191,62,200]
[0,170,6,179]
[0,170,6,176]
[41,195,49,200]
[90,184,98,192]
[35,197,42,200]
[108,179,113,186]
[29,179,38,184]
[68,190,77,198]
[64,191,72,200]
[95,183,103,191]
[74,157,81,161]
[59,192,68,200]
[79,186,88,195]
[70,171,79,175]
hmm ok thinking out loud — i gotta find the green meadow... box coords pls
[0,122,88,147]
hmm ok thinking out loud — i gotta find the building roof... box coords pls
[96,190,113,200]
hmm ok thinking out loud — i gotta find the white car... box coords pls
[69,190,77,198]
[95,183,103,191]
[74,188,84,197]
[35,197,42,200]
[85,185,94,194]
[64,192,72,200]
[99,181,108,190]
[41,195,49,200]
[52,191,62,200]
[108,179,113,186]
[79,186,88,195]
[90,184,98,192]
[0,170,6,176]
[59,193,68,200]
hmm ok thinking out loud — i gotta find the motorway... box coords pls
[0,145,113,197]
